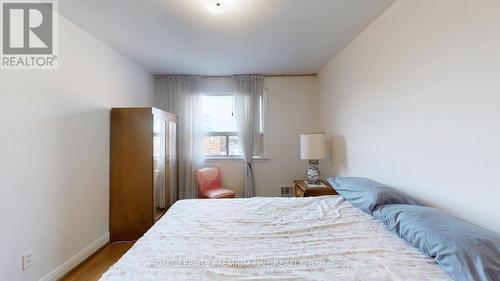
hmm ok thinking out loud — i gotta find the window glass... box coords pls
[202,93,265,158]
[202,95,236,132]
[204,135,227,156]
[228,136,241,156]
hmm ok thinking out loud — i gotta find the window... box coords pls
[202,93,266,158]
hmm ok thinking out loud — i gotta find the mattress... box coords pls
[100,196,452,281]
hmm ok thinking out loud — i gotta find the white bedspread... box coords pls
[100,196,452,281]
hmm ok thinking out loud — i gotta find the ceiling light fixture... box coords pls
[204,0,241,15]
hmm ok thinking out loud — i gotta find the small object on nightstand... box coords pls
[294,179,338,197]
[303,181,327,188]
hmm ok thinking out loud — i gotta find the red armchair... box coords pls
[196,167,235,199]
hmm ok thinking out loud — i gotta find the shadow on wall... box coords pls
[331,134,348,176]
[51,108,110,264]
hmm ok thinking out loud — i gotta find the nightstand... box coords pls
[294,179,338,197]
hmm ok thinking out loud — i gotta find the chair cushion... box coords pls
[196,167,223,194]
[203,188,235,199]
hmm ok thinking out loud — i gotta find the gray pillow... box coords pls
[374,204,500,281]
[326,177,419,214]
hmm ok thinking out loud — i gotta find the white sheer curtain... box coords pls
[233,75,264,198]
[154,75,204,199]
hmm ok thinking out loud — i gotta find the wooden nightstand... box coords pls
[294,179,338,197]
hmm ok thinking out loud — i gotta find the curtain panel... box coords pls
[154,75,204,199]
[233,74,264,198]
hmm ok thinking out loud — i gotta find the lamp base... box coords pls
[306,160,321,184]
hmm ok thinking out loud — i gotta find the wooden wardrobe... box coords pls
[110,107,178,241]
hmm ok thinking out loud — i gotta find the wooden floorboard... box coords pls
[60,242,133,281]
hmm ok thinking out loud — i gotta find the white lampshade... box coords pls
[300,133,327,160]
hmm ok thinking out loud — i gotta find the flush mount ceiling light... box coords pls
[203,0,243,15]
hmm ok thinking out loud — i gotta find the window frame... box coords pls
[260,88,269,159]
[202,89,268,160]
[204,131,240,158]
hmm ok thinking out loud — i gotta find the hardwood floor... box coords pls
[60,242,133,281]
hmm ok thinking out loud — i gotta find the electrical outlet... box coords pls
[22,250,34,270]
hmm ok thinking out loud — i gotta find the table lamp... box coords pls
[300,133,327,184]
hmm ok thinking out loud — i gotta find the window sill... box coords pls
[204,157,270,162]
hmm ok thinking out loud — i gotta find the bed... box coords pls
[100,196,452,280]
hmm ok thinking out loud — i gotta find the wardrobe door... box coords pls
[168,121,177,206]
[153,116,167,221]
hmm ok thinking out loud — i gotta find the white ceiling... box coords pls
[59,0,395,75]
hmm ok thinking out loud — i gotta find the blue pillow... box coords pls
[374,204,500,281]
[326,177,419,214]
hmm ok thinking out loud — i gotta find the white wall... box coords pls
[319,0,500,233]
[207,76,321,197]
[0,16,153,281]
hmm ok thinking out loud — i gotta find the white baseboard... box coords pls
[40,232,110,281]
